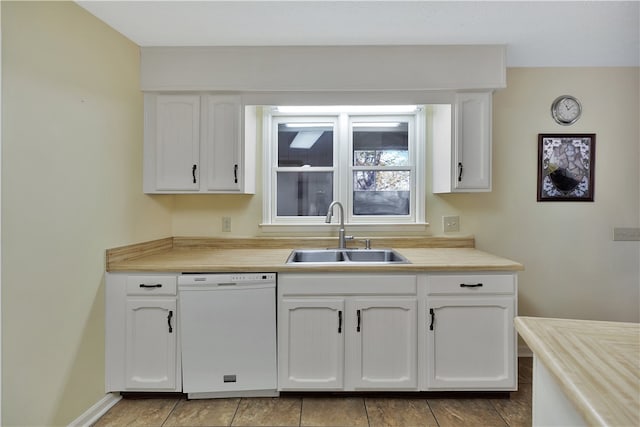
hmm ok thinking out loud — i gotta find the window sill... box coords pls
[259,222,429,234]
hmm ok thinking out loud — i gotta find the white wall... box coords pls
[1,2,172,425]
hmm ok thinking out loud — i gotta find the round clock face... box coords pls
[551,96,582,125]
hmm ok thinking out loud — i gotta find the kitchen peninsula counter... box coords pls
[106,236,524,272]
[515,316,640,427]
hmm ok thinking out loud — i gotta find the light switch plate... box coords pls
[222,216,232,232]
[443,215,460,233]
[613,227,640,241]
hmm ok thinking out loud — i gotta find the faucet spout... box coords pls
[325,201,350,249]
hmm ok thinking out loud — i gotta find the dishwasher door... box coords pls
[178,273,277,398]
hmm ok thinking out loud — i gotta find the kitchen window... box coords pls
[262,106,426,230]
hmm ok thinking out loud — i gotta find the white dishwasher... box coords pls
[178,273,277,399]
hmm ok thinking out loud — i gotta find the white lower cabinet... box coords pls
[125,298,177,389]
[104,269,517,394]
[278,274,418,391]
[421,273,517,390]
[348,298,417,389]
[279,298,345,390]
[105,273,181,392]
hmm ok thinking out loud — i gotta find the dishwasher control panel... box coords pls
[178,273,276,286]
[229,273,276,282]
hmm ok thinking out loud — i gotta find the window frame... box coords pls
[262,106,426,230]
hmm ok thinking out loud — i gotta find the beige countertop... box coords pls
[106,236,524,273]
[515,316,640,427]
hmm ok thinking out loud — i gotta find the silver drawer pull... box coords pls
[218,282,237,286]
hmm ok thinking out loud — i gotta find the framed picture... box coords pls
[537,134,596,202]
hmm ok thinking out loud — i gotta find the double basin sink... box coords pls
[287,248,410,264]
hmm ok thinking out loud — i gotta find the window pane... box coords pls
[354,150,409,166]
[353,191,410,215]
[353,171,410,215]
[277,172,333,216]
[354,171,410,191]
[353,122,409,166]
[278,123,333,167]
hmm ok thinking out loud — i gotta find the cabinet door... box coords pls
[348,298,418,390]
[426,296,515,389]
[454,92,492,191]
[125,298,177,390]
[155,95,201,190]
[204,95,242,191]
[278,298,345,390]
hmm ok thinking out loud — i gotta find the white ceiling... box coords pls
[76,1,640,67]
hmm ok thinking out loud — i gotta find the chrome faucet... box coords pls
[325,201,353,249]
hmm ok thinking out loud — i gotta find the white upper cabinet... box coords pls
[204,96,242,191]
[153,95,200,191]
[143,93,255,194]
[432,91,493,193]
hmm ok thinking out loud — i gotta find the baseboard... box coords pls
[68,393,121,427]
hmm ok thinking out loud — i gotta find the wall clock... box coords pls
[551,95,582,125]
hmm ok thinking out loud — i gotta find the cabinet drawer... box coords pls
[126,275,177,296]
[426,274,515,295]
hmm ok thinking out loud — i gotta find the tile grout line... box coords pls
[298,397,303,427]
[489,399,511,427]
[425,399,441,427]
[362,397,370,427]
[229,397,242,426]
[160,398,181,427]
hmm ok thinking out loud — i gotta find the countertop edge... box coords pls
[514,316,640,427]
[514,317,599,425]
[106,246,524,273]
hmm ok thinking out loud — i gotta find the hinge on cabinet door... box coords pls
[429,308,435,331]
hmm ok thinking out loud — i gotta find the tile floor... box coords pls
[93,358,532,427]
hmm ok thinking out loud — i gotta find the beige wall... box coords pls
[1,2,172,426]
[434,68,640,322]
[1,2,638,425]
[173,67,640,324]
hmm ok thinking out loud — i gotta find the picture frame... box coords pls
[537,134,596,202]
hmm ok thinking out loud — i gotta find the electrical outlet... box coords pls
[613,227,640,241]
[443,215,460,233]
[222,216,231,232]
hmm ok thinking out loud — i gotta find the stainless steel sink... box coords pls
[345,250,408,263]
[287,249,346,263]
[286,249,410,264]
